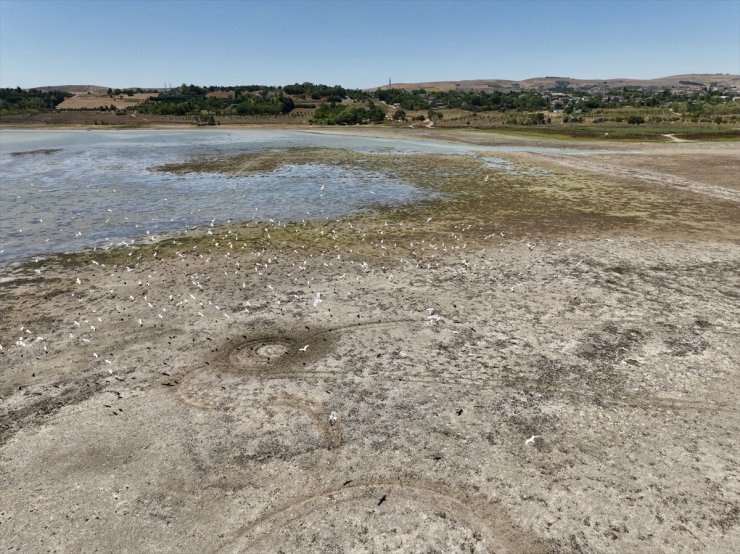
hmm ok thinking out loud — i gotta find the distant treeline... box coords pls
[97,82,740,121]
[374,87,736,113]
[2,82,737,124]
[135,84,296,116]
[106,87,158,96]
[130,83,374,121]
[0,87,71,115]
[312,102,385,125]
[375,88,549,111]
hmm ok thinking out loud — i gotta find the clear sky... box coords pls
[1,0,738,89]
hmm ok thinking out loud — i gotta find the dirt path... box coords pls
[662,133,688,142]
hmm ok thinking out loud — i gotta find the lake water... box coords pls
[0,129,632,267]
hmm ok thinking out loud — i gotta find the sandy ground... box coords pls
[1,130,739,553]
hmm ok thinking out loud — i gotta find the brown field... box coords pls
[56,92,154,110]
[1,128,739,553]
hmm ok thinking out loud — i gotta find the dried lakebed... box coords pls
[1,131,739,553]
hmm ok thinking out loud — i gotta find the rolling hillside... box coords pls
[375,74,740,92]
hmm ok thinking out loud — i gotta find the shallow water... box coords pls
[0,129,634,267]
[0,130,443,266]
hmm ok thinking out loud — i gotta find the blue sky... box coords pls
[1,0,738,88]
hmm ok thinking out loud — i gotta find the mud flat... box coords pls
[1,131,739,553]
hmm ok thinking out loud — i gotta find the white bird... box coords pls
[425,308,443,325]
[329,411,337,425]
[299,345,309,352]
[313,292,322,307]
[525,435,540,445]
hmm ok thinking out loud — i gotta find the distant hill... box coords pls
[373,74,740,93]
[23,75,740,96]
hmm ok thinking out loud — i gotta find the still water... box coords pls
[0,130,449,266]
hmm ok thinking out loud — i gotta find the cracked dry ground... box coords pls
[1,139,739,553]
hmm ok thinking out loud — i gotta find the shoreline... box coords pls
[3,127,739,273]
[1,129,739,552]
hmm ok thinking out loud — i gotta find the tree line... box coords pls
[0,87,71,115]
[2,82,737,125]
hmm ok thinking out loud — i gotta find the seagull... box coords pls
[329,411,337,425]
[299,345,309,352]
[525,435,540,445]
[425,308,443,325]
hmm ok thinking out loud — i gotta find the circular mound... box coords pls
[209,323,338,376]
[230,338,293,367]
[255,342,290,358]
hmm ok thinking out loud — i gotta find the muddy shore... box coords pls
[1,129,738,552]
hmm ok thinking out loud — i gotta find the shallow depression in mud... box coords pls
[211,324,338,375]
[229,338,294,367]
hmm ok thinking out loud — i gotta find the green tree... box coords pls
[393,108,406,121]
[366,102,385,123]
[627,115,645,125]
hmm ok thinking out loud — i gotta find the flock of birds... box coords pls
[3,206,555,453]
[1,145,562,452]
